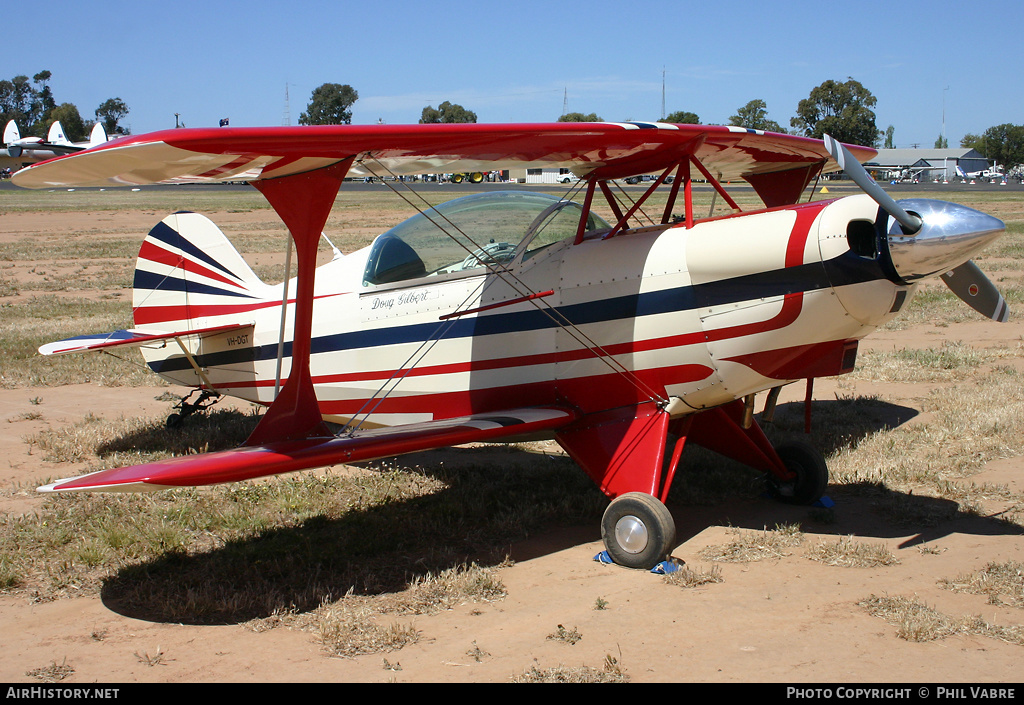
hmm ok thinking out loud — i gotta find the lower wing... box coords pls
[39,406,578,493]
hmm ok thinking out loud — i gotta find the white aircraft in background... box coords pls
[3,120,108,161]
[956,164,1006,183]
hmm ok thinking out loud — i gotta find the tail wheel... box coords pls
[766,441,829,505]
[600,492,676,569]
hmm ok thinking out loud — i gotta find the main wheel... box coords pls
[766,441,829,505]
[600,492,676,569]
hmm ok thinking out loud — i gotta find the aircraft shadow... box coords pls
[668,396,1022,551]
[98,442,605,626]
[97,394,1020,625]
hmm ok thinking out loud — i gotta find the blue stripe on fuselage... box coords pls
[146,252,887,374]
[133,268,260,299]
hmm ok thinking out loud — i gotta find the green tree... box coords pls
[0,75,37,133]
[557,112,602,122]
[961,133,984,151]
[934,134,948,149]
[661,110,699,124]
[974,123,1024,169]
[47,103,86,142]
[884,125,895,149]
[728,100,782,132]
[95,98,130,135]
[31,71,56,131]
[790,77,879,147]
[298,83,358,125]
[420,101,477,123]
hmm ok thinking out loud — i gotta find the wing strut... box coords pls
[245,159,354,445]
[602,163,677,239]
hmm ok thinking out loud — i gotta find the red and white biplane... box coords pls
[12,122,1007,569]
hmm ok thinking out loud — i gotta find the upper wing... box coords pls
[38,406,578,493]
[12,122,875,205]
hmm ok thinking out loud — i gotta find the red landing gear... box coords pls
[558,398,829,570]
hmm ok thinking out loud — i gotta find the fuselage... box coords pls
[136,192,912,429]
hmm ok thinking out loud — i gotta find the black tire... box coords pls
[600,492,676,569]
[766,441,829,505]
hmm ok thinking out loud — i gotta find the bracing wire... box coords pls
[350,159,669,411]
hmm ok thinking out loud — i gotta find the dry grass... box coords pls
[823,364,1024,514]
[546,624,583,645]
[662,563,724,588]
[859,594,1024,646]
[805,536,900,568]
[25,657,75,683]
[698,523,804,563]
[939,561,1024,609]
[1,402,599,659]
[512,653,629,683]
[308,562,505,656]
[851,340,1017,383]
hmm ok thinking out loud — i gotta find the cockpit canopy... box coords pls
[363,191,609,286]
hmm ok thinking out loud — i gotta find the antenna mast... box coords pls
[661,67,666,120]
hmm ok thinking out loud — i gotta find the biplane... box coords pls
[12,122,1007,569]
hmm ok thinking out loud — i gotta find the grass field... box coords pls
[2,182,1023,681]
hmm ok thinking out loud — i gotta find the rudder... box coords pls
[133,212,275,331]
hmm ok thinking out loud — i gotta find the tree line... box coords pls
[7,72,1021,170]
[302,78,1022,169]
[0,71,129,141]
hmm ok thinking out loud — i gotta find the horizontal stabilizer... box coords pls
[38,406,578,493]
[38,322,253,356]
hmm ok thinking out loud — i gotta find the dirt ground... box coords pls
[1,191,1022,685]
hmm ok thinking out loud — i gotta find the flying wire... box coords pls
[354,158,669,408]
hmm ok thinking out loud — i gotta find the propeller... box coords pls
[823,134,1008,322]
[940,261,1009,323]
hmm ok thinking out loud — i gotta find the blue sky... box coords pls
[9,0,1021,148]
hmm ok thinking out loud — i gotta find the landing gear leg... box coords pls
[765,441,829,505]
[600,492,677,570]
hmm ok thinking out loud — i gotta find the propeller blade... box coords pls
[823,134,922,234]
[941,261,1009,322]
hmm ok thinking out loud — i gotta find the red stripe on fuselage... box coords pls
[132,293,344,326]
[314,363,714,420]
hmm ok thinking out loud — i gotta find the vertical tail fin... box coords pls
[3,120,19,145]
[47,121,71,146]
[132,212,276,330]
[88,122,108,147]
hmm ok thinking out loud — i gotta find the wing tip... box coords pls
[37,472,172,494]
